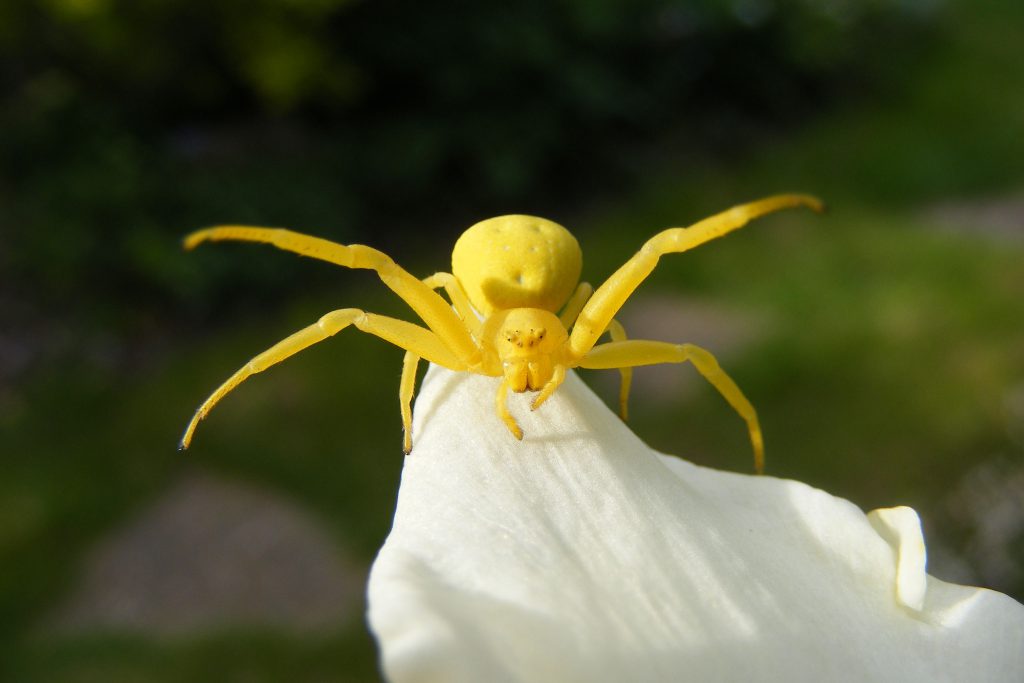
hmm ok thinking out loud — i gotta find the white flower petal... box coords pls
[368,366,1024,683]
[867,506,928,612]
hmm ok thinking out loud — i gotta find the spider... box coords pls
[180,194,823,472]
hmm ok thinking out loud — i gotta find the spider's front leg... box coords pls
[180,309,466,450]
[579,339,764,473]
[184,226,480,366]
[567,194,823,359]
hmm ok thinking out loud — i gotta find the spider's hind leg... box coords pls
[606,319,632,421]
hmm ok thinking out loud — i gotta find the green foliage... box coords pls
[8,630,379,683]
[1,0,360,114]
[2,0,926,121]
[0,0,934,317]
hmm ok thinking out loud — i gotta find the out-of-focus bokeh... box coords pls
[2,0,1022,679]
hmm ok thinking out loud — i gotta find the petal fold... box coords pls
[868,506,928,612]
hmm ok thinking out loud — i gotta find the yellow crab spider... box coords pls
[180,193,823,472]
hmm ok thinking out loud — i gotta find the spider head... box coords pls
[485,308,568,392]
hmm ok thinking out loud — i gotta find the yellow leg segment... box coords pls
[496,379,523,440]
[180,309,465,450]
[184,226,479,364]
[569,194,823,358]
[396,272,482,454]
[422,271,481,338]
[580,340,765,473]
[605,319,632,421]
[559,282,594,329]
[559,282,631,419]
[400,351,420,454]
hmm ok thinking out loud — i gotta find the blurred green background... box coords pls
[3,0,1023,679]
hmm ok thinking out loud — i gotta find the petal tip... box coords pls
[868,505,928,612]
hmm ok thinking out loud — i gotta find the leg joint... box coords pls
[317,309,363,334]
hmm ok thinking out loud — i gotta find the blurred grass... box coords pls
[3,0,1024,679]
[11,630,380,683]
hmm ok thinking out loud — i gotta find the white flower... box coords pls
[368,366,1024,683]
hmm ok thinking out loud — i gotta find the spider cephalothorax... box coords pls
[180,194,823,471]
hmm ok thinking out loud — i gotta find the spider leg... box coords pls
[605,319,632,421]
[579,340,764,473]
[422,271,481,338]
[558,282,594,329]
[400,351,420,454]
[184,226,479,365]
[180,309,466,450]
[559,281,632,419]
[396,273,484,455]
[568,194,823,358]
[495,378,523,440]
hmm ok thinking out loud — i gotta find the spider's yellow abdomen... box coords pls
[452,215,582,316]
